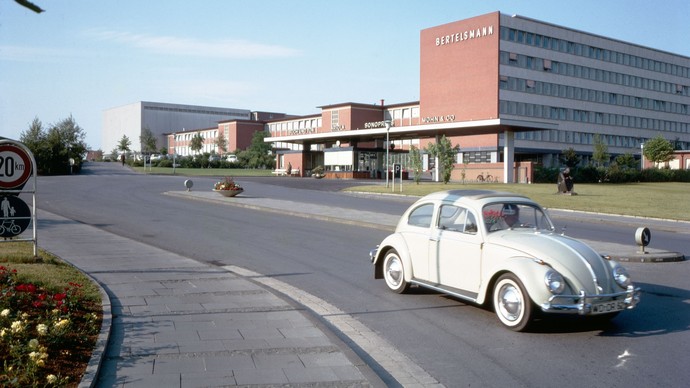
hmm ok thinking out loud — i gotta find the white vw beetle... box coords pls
[370,190,640,331]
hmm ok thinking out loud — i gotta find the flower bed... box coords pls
[0,259,102,387]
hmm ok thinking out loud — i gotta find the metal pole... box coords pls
[171,133,176,175]
[640,142,644,170]
[385,120,391,188]
[400,166,403,193]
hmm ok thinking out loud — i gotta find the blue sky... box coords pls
[1,0,688,150]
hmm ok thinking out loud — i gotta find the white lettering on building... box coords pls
[422,115,456,123]
[435,25,493,46]
[364,121,395,129]
[288,128,318,135]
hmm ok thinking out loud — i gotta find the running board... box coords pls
[410,279,479,303]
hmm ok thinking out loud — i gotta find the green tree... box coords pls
[190,133,204,155]
[49,115,88,163]
[118,135,131,154]
[591,134,609,167]
[139,127,157,155]
[643,135,674,167]
[215,133,228,155]
[409,145,423,184]
[613,153,637,170]
[238,131,274,169]
[425,135,460,184]
[20,117,49,173]
[22,115,88,175]
[560,147,581,168]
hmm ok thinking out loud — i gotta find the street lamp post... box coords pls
[171,132,177,175]
[640,142,645,170]
[384,120,391,188]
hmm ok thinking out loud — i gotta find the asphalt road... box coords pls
[33,163,690,387]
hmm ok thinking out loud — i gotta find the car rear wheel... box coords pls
[383,249,410,294]
[493,274,533,331]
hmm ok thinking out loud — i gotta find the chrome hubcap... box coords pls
[386,257,402,286]
[499,284,522,322]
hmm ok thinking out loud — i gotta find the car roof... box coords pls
[419,190,531,203]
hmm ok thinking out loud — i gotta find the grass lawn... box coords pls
[345,182,690,222]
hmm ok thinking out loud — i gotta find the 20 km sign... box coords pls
[0,144,32,190]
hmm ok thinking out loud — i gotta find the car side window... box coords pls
[438,205,464,231]
[408,203,435,228]
[464,212,478,234]
[437,205,477,234]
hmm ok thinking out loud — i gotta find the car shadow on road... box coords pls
[522,282,689,335]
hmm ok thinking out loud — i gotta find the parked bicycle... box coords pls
[476,172,496,183]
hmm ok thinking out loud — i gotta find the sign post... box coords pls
[0,140,38,256]
[393,163,401,193]
[635,227,651,254]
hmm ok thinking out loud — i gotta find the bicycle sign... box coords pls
[0,195,31,238]
[0,143,33,190]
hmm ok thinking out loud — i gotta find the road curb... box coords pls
[610,251,685,263]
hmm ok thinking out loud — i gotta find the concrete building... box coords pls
[102,101,251,155]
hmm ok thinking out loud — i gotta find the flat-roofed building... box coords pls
[102,101,251,155]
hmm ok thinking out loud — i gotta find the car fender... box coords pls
[373,233,413,281]
[477,256,553,306]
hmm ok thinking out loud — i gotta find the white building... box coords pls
[102,101,250,154]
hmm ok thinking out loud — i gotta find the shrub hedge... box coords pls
[533,166,690,184]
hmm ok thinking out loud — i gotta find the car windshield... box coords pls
[483,203,554,232]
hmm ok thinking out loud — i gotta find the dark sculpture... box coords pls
[557,168,576,195]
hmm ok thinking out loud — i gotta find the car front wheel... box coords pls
[493,274,533,331]
[382,249,410,294]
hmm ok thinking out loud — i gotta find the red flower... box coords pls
[15,283,37,293]
[53,293,67,302]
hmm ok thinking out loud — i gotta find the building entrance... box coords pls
[357,151,379,178]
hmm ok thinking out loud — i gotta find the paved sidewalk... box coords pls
[37,209,382,388]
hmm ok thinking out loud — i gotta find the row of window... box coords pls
[173,130,218,142]
[462,151,494,164]
[513,128,643,149]
[500,26,690,79]
[500,76,689,116]
[145,106,249,118]
[268,118,323,133]
[386,107,421,121]
[501,52,688,97]
[500,100,690,148]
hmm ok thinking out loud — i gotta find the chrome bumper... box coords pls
[541,285,641,315]
[369,246,379,264]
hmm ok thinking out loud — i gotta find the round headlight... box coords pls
[544,270,565,294]
[613,266,632,288]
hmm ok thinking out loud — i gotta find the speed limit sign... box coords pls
[0,143,33,190]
